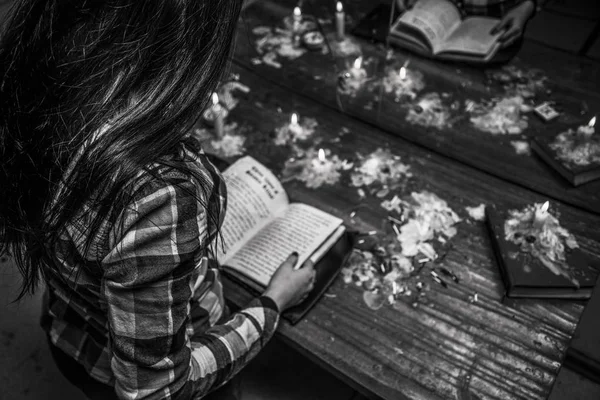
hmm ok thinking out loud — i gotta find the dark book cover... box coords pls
[224,231,355,325]
[564,282,600,383]
[486,207,599,299]
[531,136,600,187]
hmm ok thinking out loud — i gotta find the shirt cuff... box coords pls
[258,296,280,314]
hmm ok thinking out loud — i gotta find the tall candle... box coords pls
[532,201,550,230]
[292,6,302,46]
[212,93,224,138]
[577,116,596,139]
[335,2,345,41]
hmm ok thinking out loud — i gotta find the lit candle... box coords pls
[335,2,345,41]
[350,56,366,80]
[399,66,407,81]
[392,281,398,295]
[532,201,550,230]
[311,148,329,171]
[353,56,362,71]
[293,6,302,23]
[289,112,303,137]
[318,148,326,163]
[212,93,224,138]
[577,116,596,139]
[292,6,302,44]
[399,59,409,81]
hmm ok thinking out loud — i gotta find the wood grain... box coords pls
[206,64,600,400]
[232,0,600,214]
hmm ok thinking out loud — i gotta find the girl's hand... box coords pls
[490,0,535,47]
[263,252,316,312]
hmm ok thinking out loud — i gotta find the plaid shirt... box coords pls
[41,143,279,399]
[449,0,535,18]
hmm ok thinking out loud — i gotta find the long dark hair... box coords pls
[0,0,241,300]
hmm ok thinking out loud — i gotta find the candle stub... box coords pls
[288,113,303,137]
[532,201,550,229]
[577,116,596,138]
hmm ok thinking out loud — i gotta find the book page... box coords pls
[224,203,343,287]
[440,17,501,56]
[217,156,289,264]
[398,0,462,52]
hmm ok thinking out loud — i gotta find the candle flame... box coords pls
[291,113,298,125]
[541,201,549,213]
[211,92,219,106]
[353,56,362,70]
[293,6,301,17]
[336,1,343,12]
[399,67,407,80]
[318,148,326,162]
[392,281,397,295]
[589,116,596,128]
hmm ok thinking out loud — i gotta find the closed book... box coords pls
[531,136,600,187]
[486,207,598,299]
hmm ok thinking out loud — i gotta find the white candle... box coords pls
[312,148,329,172]
[212,93,224,138]
[399,60,410,81]
[335,2,345,41]
[577,116,596,138]
[318,148,326,163]
[289,112,303,137]
[350,56,366,80]
[399,66,407,81]
[533,201,550,229]
[292,6,302,46]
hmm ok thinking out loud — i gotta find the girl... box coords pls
[0,1,316,399]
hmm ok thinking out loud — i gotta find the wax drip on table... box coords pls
[382,61,426,101]
[511,140,531,156]
[406,93,456,129]
[193,122,247,158]
[487,65,548,99]
[343,191,462,310]
[504,201,580,284]
[250,6,319,69]
[280,147,352,189]
[465,204,486,222]
[549,117,599,167]
[274,113,318,146]
[467,95,532,135]
[350,148,412,197]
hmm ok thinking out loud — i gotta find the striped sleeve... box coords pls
[102,172,279,400]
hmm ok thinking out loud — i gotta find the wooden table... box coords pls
[207,63,600,400]
[233,0,600,214]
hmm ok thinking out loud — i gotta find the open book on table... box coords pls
[217,156,352,324]
[388,0,503,63]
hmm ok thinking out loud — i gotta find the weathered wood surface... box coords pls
[232,0,600,214]
[206,64,600,400]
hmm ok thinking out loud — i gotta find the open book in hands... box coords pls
[216,156,350,322]
[389,0,503,63]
